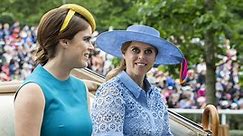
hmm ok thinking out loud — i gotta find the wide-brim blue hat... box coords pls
[95,25,184,65]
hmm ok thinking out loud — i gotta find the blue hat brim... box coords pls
[96,30,184,65]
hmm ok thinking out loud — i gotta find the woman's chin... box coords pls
[75,62,88,69]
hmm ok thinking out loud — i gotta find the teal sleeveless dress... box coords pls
[17,65,92,136]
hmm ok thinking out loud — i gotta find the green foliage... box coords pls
[137,0,239,63]
[111,57,121,68]
[0,0,63,25]
[90,0,142,31]
[0,13,14,24]
[230,130,243,136]
[0,0,242,86]
[134,0,243,104]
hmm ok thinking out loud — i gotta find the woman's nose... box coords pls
[88,42,95,50]
[138,52,145,59]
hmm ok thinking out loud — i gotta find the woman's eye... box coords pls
[83,37,91,42]
[145,49,153,54]
[131,47,140,54]
[90,37,96,45]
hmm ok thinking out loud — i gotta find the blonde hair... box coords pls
[105,42,131,81]
[105,60,126,81]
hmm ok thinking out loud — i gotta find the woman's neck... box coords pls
[128,73,145,90]
[43,60,71,80]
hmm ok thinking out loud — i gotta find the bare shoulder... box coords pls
[15,83,45,109]
[83,79,101,92]
[15,83,45,135]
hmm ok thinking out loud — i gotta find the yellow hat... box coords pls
[59,4,96,32]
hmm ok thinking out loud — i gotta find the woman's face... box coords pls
[123,41,157,79]
[65,25,94,68]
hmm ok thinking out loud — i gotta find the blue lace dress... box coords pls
[91,71,173,136]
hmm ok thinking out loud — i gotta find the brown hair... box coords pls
[35,7,90,65]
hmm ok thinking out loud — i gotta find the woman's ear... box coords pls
[59,39,69,48]
[122,54,125,59]
[121,49,126,58]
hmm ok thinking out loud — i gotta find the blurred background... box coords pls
[0,0,242,135]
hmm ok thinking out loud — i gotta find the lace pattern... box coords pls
[91,73,173,136]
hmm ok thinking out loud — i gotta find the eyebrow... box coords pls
[83,35,92,39]
[131,46,155,50]
[146,47,156,50]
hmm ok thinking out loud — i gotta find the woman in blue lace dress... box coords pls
[91,25,185,136]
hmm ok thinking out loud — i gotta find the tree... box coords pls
[0,0,141,29]
[137,0,242,105]
[1,0,242,103]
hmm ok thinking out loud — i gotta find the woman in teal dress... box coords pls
[14,4,96,136]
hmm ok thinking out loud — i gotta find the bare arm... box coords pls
[14,83,45,136]
[83,80,101,92]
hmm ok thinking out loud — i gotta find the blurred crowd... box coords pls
[146,39,243,110]
[0,22,36,81]
[0,22,242,109]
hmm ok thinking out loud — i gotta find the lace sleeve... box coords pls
[154,87,173,136]
[163,107,173,136]
[91,82,125,136]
